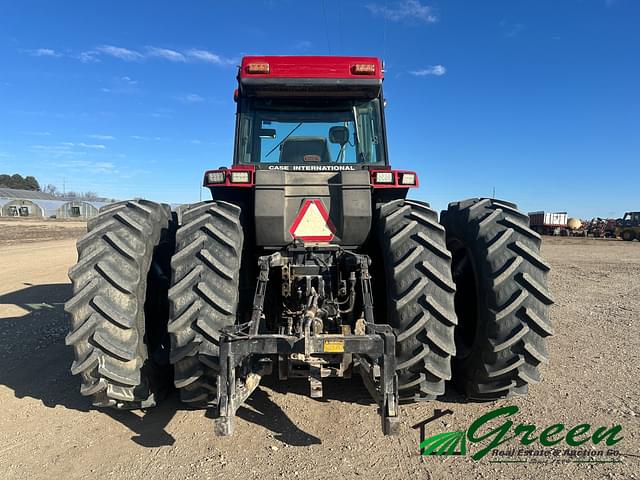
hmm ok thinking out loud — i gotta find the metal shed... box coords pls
[1,199,45,217]
[35,199,67,217]
[56,200,108,220]
[1,199,67,218]
[0,198,8,217]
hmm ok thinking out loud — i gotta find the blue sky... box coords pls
[0,0,638,218]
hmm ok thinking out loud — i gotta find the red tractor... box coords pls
[65,56,553,435]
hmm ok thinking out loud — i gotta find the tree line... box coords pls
[0,173,40,191]
[1,173,113,201]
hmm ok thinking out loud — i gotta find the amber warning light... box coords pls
[351,63,376,75]
[246,63,270,74]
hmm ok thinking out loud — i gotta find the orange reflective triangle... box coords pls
[289,199,336,242]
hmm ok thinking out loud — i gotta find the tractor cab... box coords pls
[203,56,418,247]
[234,56,387,169]
[620,211,640,226]
[616,211,640,241]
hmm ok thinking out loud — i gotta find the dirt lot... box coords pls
[0,224,638,480]
[0,218,87,246]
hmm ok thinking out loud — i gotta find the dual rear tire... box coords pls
[441,198,554,399]
[167,201,243,406]
[374,199,457,401]
[66,197,553,408]
[375,197,553,402]
[65,200,174,408]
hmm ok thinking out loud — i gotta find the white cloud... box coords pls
[78,50,99,63]
[28,48,62,58]
[92,161,116,173]
[22,131,52,136]
[175,93,205,104]
[50,159,117,174]
[79,143,106,149]
[100,76,139,95]
[60,142,106,149]
[32,44,236,67]
[186,49,222,63]
[504,23,525,38]
[120,76,138,86]
[96,45,144,61]
[30,144,85,158]
[88,134,116,140]
[367,0,437,24]
[410,65,446,76]
[130,135,166,141]
[185,49,237,65]
[146,46,186,62]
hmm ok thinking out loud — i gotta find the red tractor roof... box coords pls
[239,56,384,80]
[238,56,384,98]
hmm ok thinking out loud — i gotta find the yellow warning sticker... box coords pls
[323,340,345,353]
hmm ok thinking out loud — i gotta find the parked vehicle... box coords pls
[616,211,640,241]
[65,56,554,437]
[528,211,568,235]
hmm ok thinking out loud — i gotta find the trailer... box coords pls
[528,211,568,235]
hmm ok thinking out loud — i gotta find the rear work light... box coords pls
[230,171,250,183]
[351,63,376,75]
[246,63,270,74]
[204,166,255,188]
[206,171,226,184]
[370,170,419,188]
[374,171,394,184]
[399,172,416,185]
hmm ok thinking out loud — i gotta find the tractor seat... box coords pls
[279,137,331,163]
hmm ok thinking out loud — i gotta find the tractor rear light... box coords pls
[206,171,226,184]
[399,172,416,185]
[230,171,250,183]
[351,63,376,75]
[374,171,394,184]
[370,169,419,188]
[204,166,255,188]
[246,63,270,74]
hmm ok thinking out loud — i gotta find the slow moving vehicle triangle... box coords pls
[289,199,336,242]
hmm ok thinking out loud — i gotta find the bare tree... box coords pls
[82,191,100,201]
[43,184,60,196]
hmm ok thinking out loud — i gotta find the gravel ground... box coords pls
[0,231,638,480]
[0,219,86,246]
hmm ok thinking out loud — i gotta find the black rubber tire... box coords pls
[622,230,635,241]
[65,199,173,408]
[375,199,457,402]
[168,201,244,406]
[440,198,554,400]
